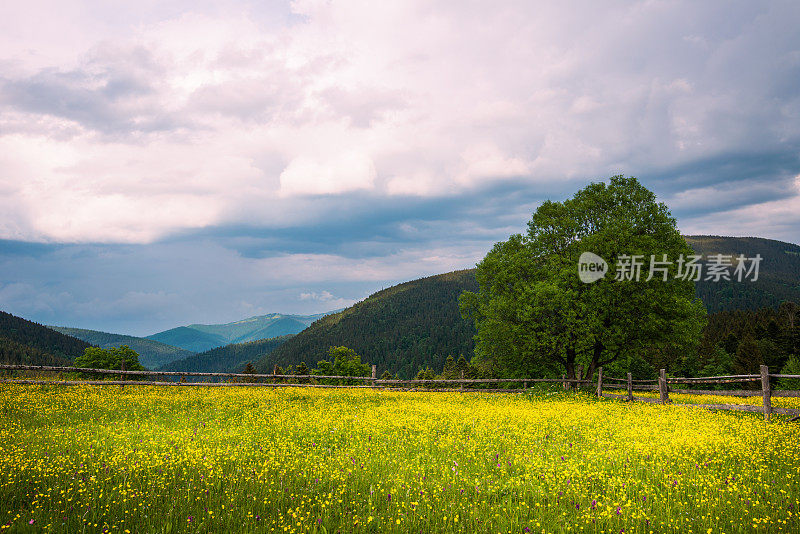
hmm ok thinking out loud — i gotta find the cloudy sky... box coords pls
[1,0,799,335]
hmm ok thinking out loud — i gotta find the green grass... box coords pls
[1,385,799,533]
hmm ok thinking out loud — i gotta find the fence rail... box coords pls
[375,377,590,384]
[0,364,592,389]
[670,373,761,381]
[2,364,799,421]
[604,377,656,384]
[667,376,761,384]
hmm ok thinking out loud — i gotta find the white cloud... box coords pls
[279,150,376,196]
[0,1,798,243]
[385,170,448,196]
[298,289,354,309]
[299,290,334,301]
[457,143,530,186]
[680,175,800,242]
[241,244,484,304]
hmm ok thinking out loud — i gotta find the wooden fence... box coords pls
[597,365,800,421]
[0,364,591,393]
[2,363,799,421]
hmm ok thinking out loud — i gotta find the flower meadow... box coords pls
[1,385,799,533]
[605,388,800,410]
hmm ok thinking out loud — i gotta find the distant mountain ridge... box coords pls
[1,311,91,366]
[48,326,195,369]
[147,311,338,353]
[146,327,225,354]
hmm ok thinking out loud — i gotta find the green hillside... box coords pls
[48,326,195,370]
[686,236,800,312]
[255,270,478,379]
[256,236,800,379]
[147,312,333,353]
[159,336,292,374]
[1,311,91,366]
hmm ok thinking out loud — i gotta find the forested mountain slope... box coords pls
[255,270,478,379]
[686,236,800,312]
[0,311,91,366]
[159,335,292,373]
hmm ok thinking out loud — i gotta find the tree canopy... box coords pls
[460,175,706,382]
[313,346,371,384]
[74,345,146,379]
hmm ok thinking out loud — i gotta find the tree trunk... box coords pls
[565,347,576,390]
[582,338,609,384]
[585,360,596,383]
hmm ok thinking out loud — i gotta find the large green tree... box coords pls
[460,176,706,382]
[74,345,146,379]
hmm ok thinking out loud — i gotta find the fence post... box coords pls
[760,364,772,422]
[562,374,567,390]
[460,370,464,391]
[659,369,670,404]
[596,367,603,398]
[523,380,527,390]
[626,372,633,402]
[120,360,125,387]
[576,365,583,391]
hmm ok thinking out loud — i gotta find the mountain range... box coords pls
[146,312,335,353]
[47,326,195,370]
[46,312,338,369]
[2,235,798,376]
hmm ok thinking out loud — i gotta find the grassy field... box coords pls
[1,385,799,533]
[605,388,800,408]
